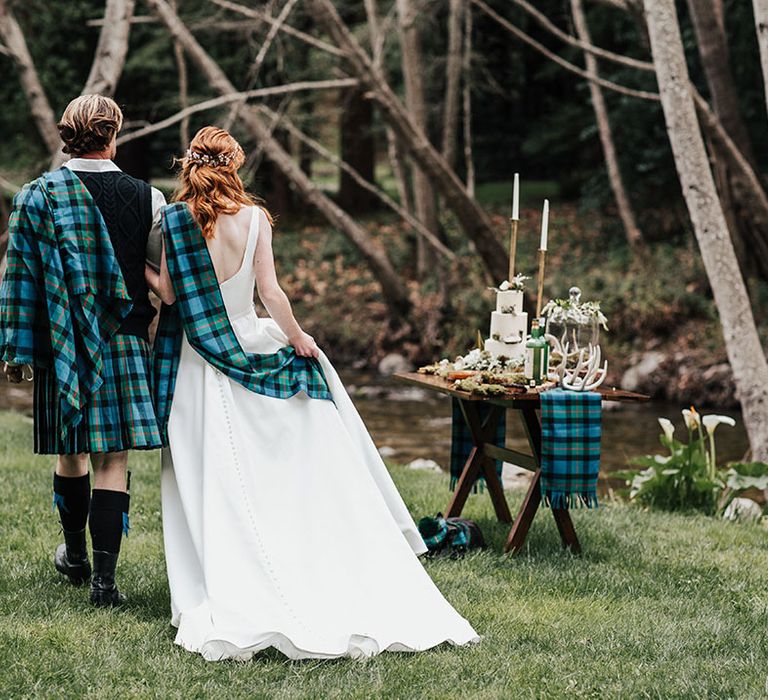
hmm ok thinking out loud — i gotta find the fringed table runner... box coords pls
[540,388,601,509]
[449,398,505,491]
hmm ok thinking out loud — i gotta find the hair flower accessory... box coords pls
[185,148,235,167]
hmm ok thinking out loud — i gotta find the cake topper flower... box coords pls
[488,273,529,293]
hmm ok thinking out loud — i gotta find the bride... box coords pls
[145,126,478,661]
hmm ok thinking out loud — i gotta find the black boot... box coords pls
[54,527,91,585]
[52,472,91,585]
[90,550,126,607]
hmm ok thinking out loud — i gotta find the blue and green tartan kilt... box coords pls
[33,334,163,455]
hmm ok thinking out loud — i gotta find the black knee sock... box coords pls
[89,490,130,555]
[53,473,90,532]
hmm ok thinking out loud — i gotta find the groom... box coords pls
[0,95,166,606]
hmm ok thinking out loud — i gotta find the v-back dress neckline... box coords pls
[216,206,259,288]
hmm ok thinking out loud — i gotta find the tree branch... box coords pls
[258,104,455,261]
[306,0,509,283]
[0,0,60,154]
[209,0,345,57]
[224,0,300,129]
[146,0,412,320]
[510,0,654,72]
[470,0,660,101]
[116,78,359,146]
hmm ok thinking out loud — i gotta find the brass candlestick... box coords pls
[508,217,519,282]
[535,248,547,319]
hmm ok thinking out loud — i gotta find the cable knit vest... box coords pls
[71,170,155,340]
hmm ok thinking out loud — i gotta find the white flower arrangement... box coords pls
[452,347,522,373]
[488,273,529,294]
[541,297,609,330]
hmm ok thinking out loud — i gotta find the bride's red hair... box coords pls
[174,126,270,239]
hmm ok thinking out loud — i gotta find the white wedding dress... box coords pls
[160,207,479,661]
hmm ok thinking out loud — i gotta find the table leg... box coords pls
[504,405,581,554]
[480,446,513,524]
[446,401,511,522]
[445,446,484,518]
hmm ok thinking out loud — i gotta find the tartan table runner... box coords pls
[540,389,601,509]
[449,398,505,491]
[152,203,333,442]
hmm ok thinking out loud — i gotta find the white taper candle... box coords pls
[511,173,520,221]
[540,199,549,251]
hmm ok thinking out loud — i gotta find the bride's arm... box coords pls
[253,208,319,358]
[145,243,176,306]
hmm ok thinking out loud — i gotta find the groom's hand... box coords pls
[289,332,320,359]
[3,362,23,383]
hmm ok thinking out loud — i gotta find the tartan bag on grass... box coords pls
[417,514,486,558]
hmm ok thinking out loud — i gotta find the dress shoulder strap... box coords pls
[242,206,260,269]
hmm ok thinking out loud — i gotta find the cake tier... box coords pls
[484,338,526,361]
[496,290,524,314]
[489,311,527,344]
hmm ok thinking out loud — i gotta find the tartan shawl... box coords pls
[0,168,132,435]
[540,388,601,509]
[152,202,332,442]
[449,398,505,492]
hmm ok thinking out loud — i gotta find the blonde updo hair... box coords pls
[174,126,270,239]
[57,94,123,156]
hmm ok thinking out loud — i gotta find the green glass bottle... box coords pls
[541,317,550,380]
[524,318,547,387]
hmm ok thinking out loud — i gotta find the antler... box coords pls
[560,343,608,391]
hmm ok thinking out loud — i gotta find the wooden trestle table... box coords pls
[393,372,649,554]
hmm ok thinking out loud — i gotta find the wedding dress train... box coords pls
[160,207,479,660]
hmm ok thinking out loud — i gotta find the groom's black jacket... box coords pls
[73,169,155,340]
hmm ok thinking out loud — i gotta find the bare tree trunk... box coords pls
[260,131,294,215]
[687,0,755,165]
[462,1,475,197]
[146,0,412,322]
[171,0,190,150]
[686,0,768,280]
[338,86,377,212]
[686,0,749,272]
[82,0,136,95]
[0,0,59,154]
[387,131,413,213]
[644,0,768,461]
[572,0,643,249]
[441,0,463,169]
[307,0,508,283]
[50,0,137,167]
[395,0,439,276]
[364,0,412,214]
[755,0,768,121]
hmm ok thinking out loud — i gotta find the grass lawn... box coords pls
[0,410,766,699]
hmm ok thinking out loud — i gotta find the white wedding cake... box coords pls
[484,278,529,362]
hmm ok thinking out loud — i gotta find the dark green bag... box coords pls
[417,514,486,559]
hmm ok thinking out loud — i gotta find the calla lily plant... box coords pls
[616,406,767,517]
